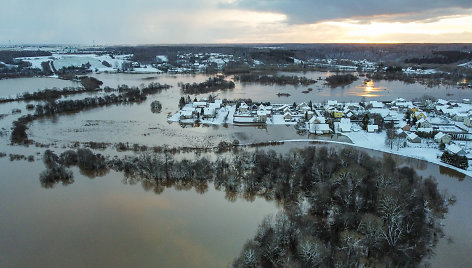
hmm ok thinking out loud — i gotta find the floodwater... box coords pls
[0,72,472,267]
[0,159,278,267]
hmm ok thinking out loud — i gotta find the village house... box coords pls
[337,118,352,133]
[417,118,432,128]
[370,101,384,108]
[399,123,411,131]
[446,144,466,156]
[257,110,267,122]
[407,133,421,143]
[414,111,427,120]
[180,109,193,120]
[239,102,248,113]
[203,107,216,118]
[434,132,452,144]
[305,111,314,120]
[396,129,408,138]
[193,101,207,108]
[367,125,379,133]
[464,116,472,127]
[310,123,331,135]
[453,113,468,122]
[333,110,343,118]
[284,112,293,121]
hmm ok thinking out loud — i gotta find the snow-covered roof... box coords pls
[233,116,256,123]
[180,110,193,117]
[446,144,465,155]
[367,125,378,132]
[257,110,267,116]
[417,127,433,133]
[203,107,215,114]
[408,133,419,140]
[437,99,448,105]
[309,116,326,124]
[434,132,446,140]
[193,102,207,108]
[370,101,384,108]
[338,122,352,132]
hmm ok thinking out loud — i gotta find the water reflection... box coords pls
[439,165,466,181]
[349,79,384,98]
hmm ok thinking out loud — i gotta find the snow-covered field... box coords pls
[17,53,162,74]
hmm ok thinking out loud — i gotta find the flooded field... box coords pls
[0,73,471,267]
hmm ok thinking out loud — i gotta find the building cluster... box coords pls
[154,52,246,74]
[170,97,472,158]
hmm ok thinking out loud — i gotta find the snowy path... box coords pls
[246,138,472,178]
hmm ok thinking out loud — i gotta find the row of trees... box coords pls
[234,74,317,86]
[10,83,171,144]
[40,146,449,267]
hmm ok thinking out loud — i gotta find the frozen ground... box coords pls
[17,54,162,74]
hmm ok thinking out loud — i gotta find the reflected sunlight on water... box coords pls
[348,79,384,98]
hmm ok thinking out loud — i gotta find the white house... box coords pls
[310,123,331,135]
[370,101,384,108]
[367,125,379,133]
[284,112,293,121]
[239,102,248,113]
[180,110,193,120]
[446,144,466,156]
[203,107,216,118]
[193,102,207,108]
[453,113,468,122]
[257,110,267,122]
[464,117,472,127]
[337,118,352,133]
[417,118,432,128]
[407,133,421,143]
[434,132,452,144]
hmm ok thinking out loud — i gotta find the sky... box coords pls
[1,0,472,44]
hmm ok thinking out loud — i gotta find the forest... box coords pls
[39,146,450,267]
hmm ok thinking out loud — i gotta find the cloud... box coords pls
[223,0,472,24]
[0,0,471,44]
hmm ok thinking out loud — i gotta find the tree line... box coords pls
[10,82,171,144]
[234,74,317,86]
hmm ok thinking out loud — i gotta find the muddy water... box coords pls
[0,159,278,268]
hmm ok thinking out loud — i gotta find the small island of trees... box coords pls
[325,74,358,88]
[180,76,235,94]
